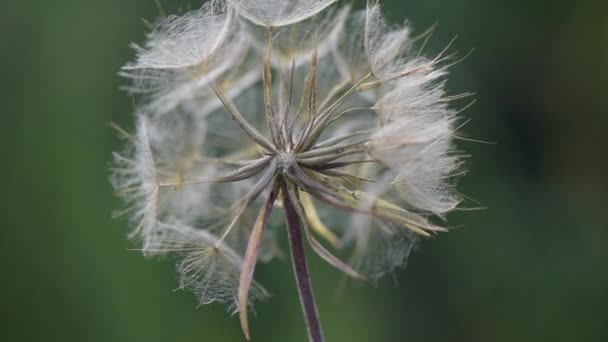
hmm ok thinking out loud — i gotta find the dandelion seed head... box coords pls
[112,0,470,335]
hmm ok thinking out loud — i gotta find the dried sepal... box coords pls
[238,183,279,340]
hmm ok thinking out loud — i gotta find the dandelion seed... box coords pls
[228,0,339,28]
[112,1,470,341]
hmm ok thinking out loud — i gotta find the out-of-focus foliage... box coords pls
[0,0,606,341]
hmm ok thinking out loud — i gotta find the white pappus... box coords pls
[111,1,470,341]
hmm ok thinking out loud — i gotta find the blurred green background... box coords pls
[1,0,607,341]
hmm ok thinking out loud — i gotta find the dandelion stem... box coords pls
[282,181,324,342]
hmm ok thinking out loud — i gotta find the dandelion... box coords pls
[111,0,469,341]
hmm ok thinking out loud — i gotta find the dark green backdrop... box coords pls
[1,0,606,341]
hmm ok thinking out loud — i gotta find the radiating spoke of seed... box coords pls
[216,159,278,244]
[322,187,440,237]
[325,107,372,127]
[262,31,283,149]
[280,58,297,147]
[297,73,372,151]
[212,85,279,154]
[158,156,272,187]
[297,148,367,166]
[286,163,340,201]
[312,168,379,185]
[295,49,320,152]
[297,139,369,159]
[307,159,379,171]
[316,77,351,113]
[313,129,373,149]
[288,165,441,236]
[238,181,279,341]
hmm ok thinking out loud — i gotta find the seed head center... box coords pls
[277,151,296,174]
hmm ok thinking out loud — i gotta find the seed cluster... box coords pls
[111,1,468,340]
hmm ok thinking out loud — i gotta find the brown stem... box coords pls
[282,182,325,342]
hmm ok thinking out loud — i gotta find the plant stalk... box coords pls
[282,182,325,342]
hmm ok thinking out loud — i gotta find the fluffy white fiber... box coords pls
[113,0,468,313]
